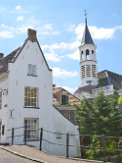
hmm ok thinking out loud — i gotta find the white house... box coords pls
[0,29,80,157]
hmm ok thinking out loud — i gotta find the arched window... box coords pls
[92,50,94,54]
[86,49,90,59]
[86,49,89,55]
[81,51,84,60]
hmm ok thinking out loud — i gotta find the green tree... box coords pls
[118,96,122,105]
[75,92,122,160]
[75,92,122,136]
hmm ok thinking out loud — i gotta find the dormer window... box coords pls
[28,64,37,77]
[61,95,68,105]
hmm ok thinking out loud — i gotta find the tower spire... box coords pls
[81,11,94,45]
[84,10,88,26]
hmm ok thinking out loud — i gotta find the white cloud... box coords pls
[42,24,53,31]
[0,31,14,38]
[17,16,24,21]
[67,50,79,60]
[15,5,22,10]
[0,24,15,38]
[42,24,122,63]
[42,41,78,53]
[45,52,61,62]
[75,24,122,40]
[90,26,115,40]
[17,25,34,34]
[38,24,59,36]
[0,21,59,39]
[52,67,78,78]
[65,23,76,32]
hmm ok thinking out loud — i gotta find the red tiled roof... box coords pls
[53,86,80,106]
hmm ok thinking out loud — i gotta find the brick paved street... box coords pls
[0,147,40,163]
[0,145,103,163]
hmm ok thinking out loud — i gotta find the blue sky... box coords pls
[0,0,122,93]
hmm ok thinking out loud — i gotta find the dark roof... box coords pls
[75,70,122,96]
[98,70,122,90]
[81,21,94,45]
[0,29,52,74]
[0,48,20,73]
[75,85,96,95]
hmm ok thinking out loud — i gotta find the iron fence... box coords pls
[7,126,77,158]
[6,126,122,162]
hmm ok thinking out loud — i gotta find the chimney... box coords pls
[28,28,37,42]
[0,53,4,60]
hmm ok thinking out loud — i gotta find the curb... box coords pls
[0,145,109,163]
[0,146,47,163]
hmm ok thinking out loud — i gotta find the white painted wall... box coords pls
[0,39,80,157]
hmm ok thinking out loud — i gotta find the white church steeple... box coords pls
[79,15,98,87]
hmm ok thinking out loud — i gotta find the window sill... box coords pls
[24,107,40,109]
[27,74,38,77]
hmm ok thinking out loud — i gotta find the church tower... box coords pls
[79,16,98,87]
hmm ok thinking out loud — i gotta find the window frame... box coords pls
[28,64,37,77]
[61,95,69,105]
[24,87,39,109]
[24,118,39,141]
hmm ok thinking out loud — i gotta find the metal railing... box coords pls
[7,126,77,158]
[6,126,122,162]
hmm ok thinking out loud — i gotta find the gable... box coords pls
[0,29,52,75]
[53,86,80,106]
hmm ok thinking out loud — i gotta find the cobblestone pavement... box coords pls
[0,145,103,163]
[0,147,40,163]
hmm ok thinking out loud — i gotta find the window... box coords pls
[86,65,91,77]
[92,50,94,54]
[24,118,39,140]
[92,65,96,77]
[28,64,37,76]
[86,49,89,55]
[0,93,2,109]
[61,95,68,105]
[86,49,90,59]
[24,87,38,108]
[81,65,85,78]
